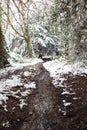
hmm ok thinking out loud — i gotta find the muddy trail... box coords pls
[1,63,87,130]
[0,63,62,130]
[18,64,62,130]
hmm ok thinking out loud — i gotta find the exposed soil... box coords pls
[0,63,87,130]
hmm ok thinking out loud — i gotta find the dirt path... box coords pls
[18,63,87,130]
[17,63,64,130]
[1,63,87,130]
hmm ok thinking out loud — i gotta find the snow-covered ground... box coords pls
[44,59,87,86]
[0,58,43,76]
[43,59,87,115]
[0,58,43,110]
[44,60,87,76]
[0,74,36,110]
[0,58,87,111]
[44,60,87,88]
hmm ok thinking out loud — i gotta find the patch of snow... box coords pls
[19,99,27,109]
[34,24,48,34]
[0,57,42,79]
[24,82,36,89]
[61,91,75,95]
[62,99,71,107]
[43,60,70,76]
[52,76,66,88]
[0,77,36,109]
[0,101,2,105]
[0,66,36,110]
[10,58,43,67]
[20,90,31,97]
[59,107,67,116]
[0,66,14,76]
[38,38,46,47]
[10,90,20,95]
[2,121,10,128]
[62,91,70,95]
[64,102,71,107]
[5,75,22,87]
[43,60,68,87]
[73,97,79,100]
[12,107,16,110]
[42,55,52,59]
[9,52,23,63]
[23,71,32,77]
[62,100,66,103]
[62,110,67,116]
[59,108,62,112]
[0,94,8,103]
[45,37,55,45]
[0,75,22,91]
[43,60,87,88]
[44,60,87,75]
[3,105,8,111]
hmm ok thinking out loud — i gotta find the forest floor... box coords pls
[0,59,87,130]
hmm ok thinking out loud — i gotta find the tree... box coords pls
[50,0,87,61]
[0,0,32,57]
[0,25,9,67]
[0,0,54,58]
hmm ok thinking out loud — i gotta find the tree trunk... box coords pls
[51,0,87,61]
[0,26,9,67]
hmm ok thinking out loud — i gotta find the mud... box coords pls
[0,63,87,130]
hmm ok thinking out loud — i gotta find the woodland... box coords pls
[0,0,87,130]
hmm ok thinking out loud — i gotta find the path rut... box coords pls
[18,63,64,130]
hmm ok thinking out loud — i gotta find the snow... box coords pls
[61,91,75,95]
[73,97,79,100]
[19,99,27,109]
[9,52,43,65]
[0,57,87,114]
[62,100,71,107]
[12,58,43,66]
[62,110,67,116]
[52,76,66,88]
[24,71,32,77]
[20,91,31,97]
[43,60,68,87]
[0,94,8,104]
[43,59,87,116]
[34,25,48,33]
[19,82,36,109]
[63,102,71,107]
[3,105,8,112]
[43,60,87,88]
[62,100,66,103]
[24,82,36,89]
[0,77,36,109]
[43,60,68,77]
[1,75,22,88]
[0,58,42,77]
[44,60,87,75]
[61,91,71,95]
[0,58,41,110]
[2,121,10,128]
[37,38,46,47]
